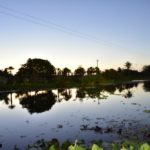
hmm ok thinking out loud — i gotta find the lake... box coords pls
[0,81,150,149]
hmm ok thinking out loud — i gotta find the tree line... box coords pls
[0,58,150,85]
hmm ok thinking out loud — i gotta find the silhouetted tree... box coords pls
[74,66,85,76]
[62,67,71,76]
[103,69,119,80]
[87,67,95,75]
[117,67,122,72]
[0,68,13,84]
[95,67,101,75]
[4,66,14,75]
[16,58,55,80]
[142,65,150,76]
[125,61,132,70]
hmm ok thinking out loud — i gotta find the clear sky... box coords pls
[0,0,150,73]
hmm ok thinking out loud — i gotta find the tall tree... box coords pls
[16,58,55,78]
[125,61,132,70]
[74,66,85,76]
[95,67,101,75]
[142,65,150,76]
[4,66,14,74]
[87,67,95,75]
[62,67,71,76]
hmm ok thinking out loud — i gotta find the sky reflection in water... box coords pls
[0,82,150,150]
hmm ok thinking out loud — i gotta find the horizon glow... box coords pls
[0,0,150,73]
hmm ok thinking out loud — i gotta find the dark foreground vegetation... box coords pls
[24,138,150,150]
[0,58,150,91]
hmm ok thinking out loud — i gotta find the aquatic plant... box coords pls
[91,144,103,150]
[144,110,150,113]
[140,143,150,150]
[27,139,150,150]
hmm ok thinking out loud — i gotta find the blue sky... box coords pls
[0,0,150,72]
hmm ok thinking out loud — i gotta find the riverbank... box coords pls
[0,77,149,93]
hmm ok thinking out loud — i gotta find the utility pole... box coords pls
[96,59,99,68]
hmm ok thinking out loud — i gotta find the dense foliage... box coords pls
[0,59,150,89]
[16,58,55,79]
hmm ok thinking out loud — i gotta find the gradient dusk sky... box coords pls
[0,0,150,72]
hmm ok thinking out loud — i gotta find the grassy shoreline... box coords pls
[0,77,149,93]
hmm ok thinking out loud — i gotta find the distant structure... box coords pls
[96,59,99,68]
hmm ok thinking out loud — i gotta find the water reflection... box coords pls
[0,81,150,150]
[58,88,72,101]
[0,92,16,109]
[76,89,86,99]
[116,82,138,93]
[19,91,56,114]
[0,92,9,104]
[8,93,15,109]
[124,90,133,98]
[0,82,147,114]
[143,81,150,92]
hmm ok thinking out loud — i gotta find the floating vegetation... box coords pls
[144,110,150,113]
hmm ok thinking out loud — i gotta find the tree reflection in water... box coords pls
[0,82,141,113]
[0,92,16,108]
[19,91,56,114]
[76,89,86,99]
[58,89,72,101]
[0,92,9,104]
[8,93,15,109]
[124,90,133,99]
[76,87,108,101]
[143,81,150,92]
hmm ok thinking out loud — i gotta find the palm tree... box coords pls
[142,65,150,73]
[62,67,71,76]
[4,66,14,74]
[56,68,62,76]
[125,61,132,70]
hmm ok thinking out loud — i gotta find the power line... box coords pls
[0,4,102,42]
[0,4,123,48]
[0,4,79,33]
[0,11,99,42]
[0,5,102,41]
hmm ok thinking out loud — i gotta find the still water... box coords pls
[0,82,150,149]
